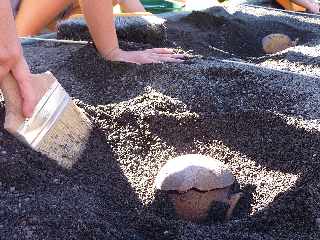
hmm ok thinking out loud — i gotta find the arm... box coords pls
[81,0,184,64]
[0,0,21,79]
[292,0,319,13]
[118,0,146,12]
[81,0,119,58]
[15,0,73,36]
[0,0,36,117]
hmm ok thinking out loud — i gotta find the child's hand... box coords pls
[307,0,320,13]
[106,48,185,64]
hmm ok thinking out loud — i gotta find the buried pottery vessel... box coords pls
[155,154,242,222]
[262,33,298,54]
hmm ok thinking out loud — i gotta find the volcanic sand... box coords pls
[1,5,320,240]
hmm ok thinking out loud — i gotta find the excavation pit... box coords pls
[1,4,320,240]
[165,7,318,60]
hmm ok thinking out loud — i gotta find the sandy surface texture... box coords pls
[1,5,320,240]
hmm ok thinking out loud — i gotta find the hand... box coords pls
[0,46,19,81]
[106,48,185,64]
[0,46,37,118]
[305,0,320,13]
[10,56,37,118]
[0,0,37,118]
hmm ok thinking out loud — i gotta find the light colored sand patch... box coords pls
[195,140,299,214]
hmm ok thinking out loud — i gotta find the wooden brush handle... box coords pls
[0,73,25,133]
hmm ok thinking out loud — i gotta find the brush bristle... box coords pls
[57,15,167,46]
[35,100,92,169]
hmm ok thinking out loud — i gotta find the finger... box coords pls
[0,65,10,83]
[127,51,185,64]
[133,57,159,64]
[147,52,185,63]
[147,48,174,54]
[11,58,30,98]
[122,59,143,65]
[10,58,35,117]
[157,56,185,63]
[153,53,186,59]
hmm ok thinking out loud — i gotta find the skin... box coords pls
[0,0,36,117]
[292,0,319,13]
[81,0,185,64]
[15,0,146,36]
[15,0,72,36]
[0,0,181,118]
[116,0,145,12]
[15,0,184,64]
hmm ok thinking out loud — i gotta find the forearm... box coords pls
[291,0,319,11]
[119,0,145,12]
[81,0,119,58]
[80,0,184,64]
[15,0,73,36]
[0,0,22,80]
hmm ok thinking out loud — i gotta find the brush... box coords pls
[57,12,167,46]
[0,72,92,168]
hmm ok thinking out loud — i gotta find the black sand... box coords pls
[1,5,320,240]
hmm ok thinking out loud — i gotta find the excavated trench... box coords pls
[57,5,320,73]
[1,5,320,240]
[166,9,315,59]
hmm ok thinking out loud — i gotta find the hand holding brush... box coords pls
[1,0,92,168]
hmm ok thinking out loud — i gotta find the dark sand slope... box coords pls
[1,6,320,240]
